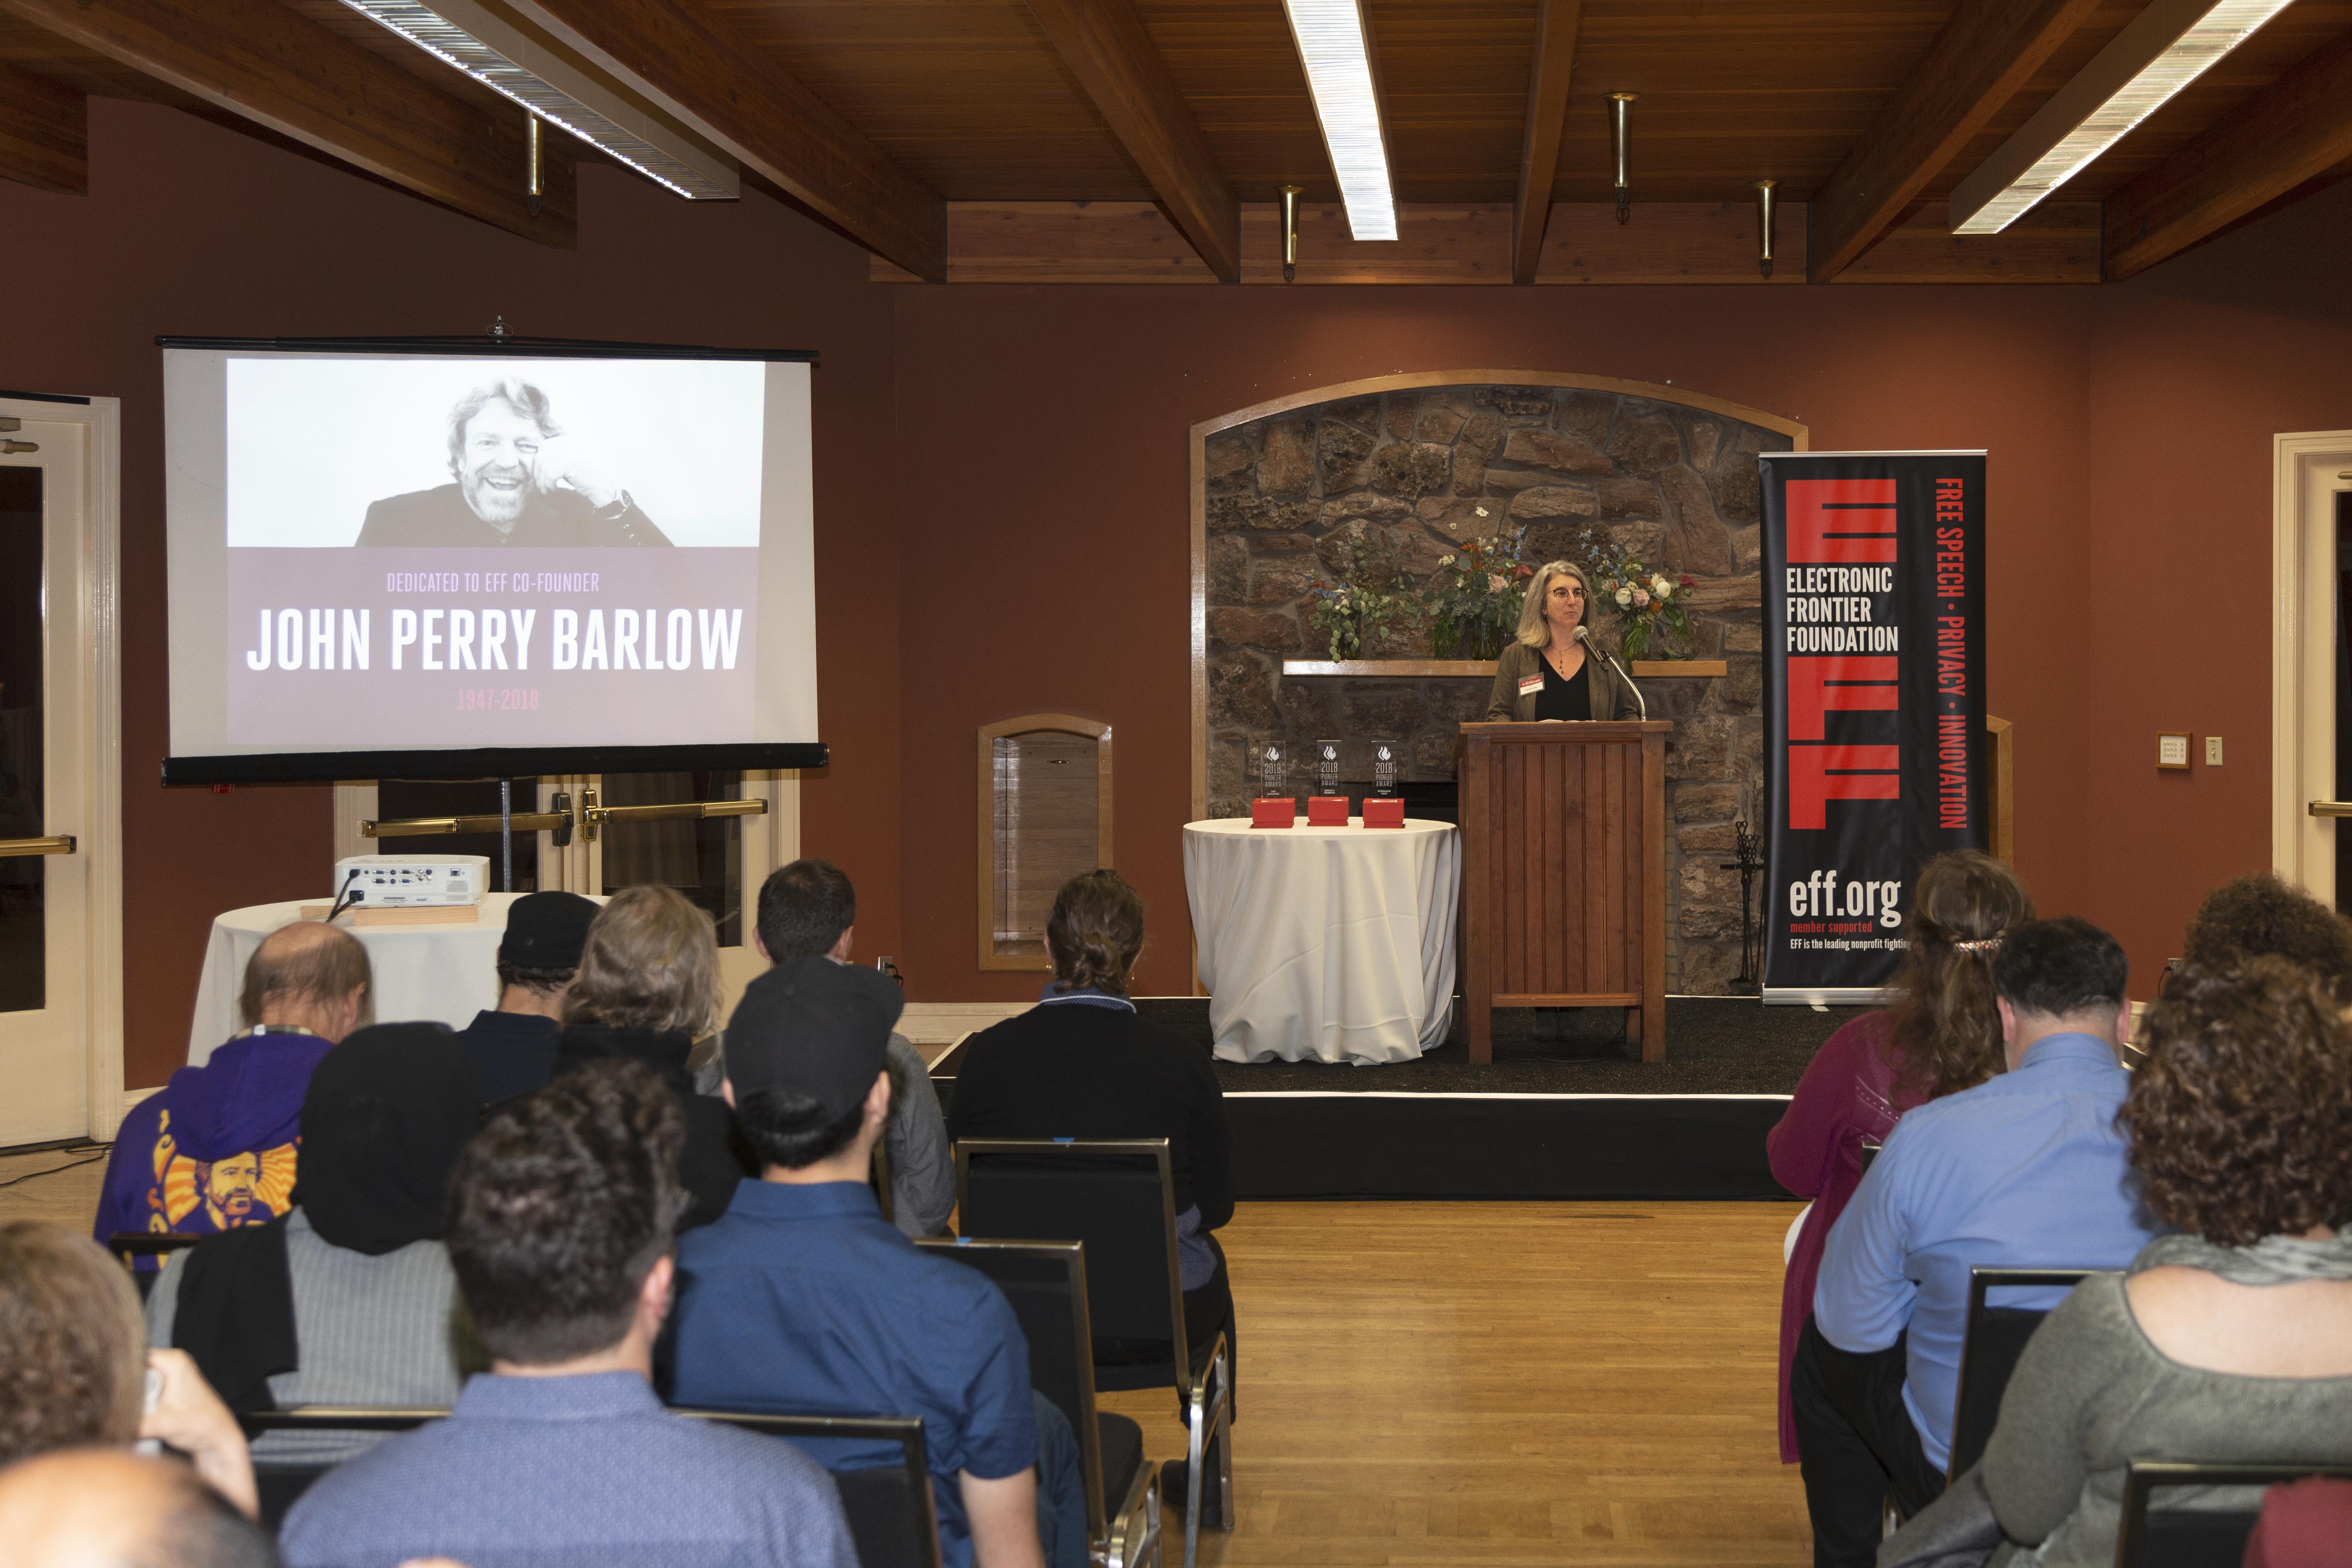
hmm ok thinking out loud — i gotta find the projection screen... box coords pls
[160,338,822,783]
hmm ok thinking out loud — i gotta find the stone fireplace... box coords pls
[1192,374,1803,995]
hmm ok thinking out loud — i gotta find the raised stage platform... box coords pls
[935,998,1859,1202]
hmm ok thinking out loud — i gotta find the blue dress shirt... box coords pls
[1813,1030,2157,1472]
[279,1370,856,1568]
[668,1179,1039,1568]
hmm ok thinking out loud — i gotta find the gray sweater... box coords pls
[1983,1268,2352,1566]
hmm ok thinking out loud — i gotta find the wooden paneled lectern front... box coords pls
[1455,721,1672,1063]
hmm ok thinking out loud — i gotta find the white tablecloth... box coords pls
[1182,817,1459,1066]
[188,893,545,1068]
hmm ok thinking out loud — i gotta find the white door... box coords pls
[0,400,122,1147]
[2272,433,2352,906]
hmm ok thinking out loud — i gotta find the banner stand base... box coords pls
[1762,987,1893,1008]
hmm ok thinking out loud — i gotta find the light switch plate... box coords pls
[2205,736,2224,766]
[2158,732,2191,769]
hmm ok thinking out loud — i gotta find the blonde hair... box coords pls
[563,886,723,1038]
[1515,560,1596,650]
[0,1223,147,1462]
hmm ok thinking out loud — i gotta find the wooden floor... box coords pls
[0,1152,1812,1563]
[1096,1200,1813,1566]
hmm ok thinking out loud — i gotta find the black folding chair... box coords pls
[681,1411,940,1568]
[955,1137,1231,1568]
[107,1231,200,1299]
[2116,1461,2352,1568]
[1943,1266,2094,1482]
[916,1236,1160,1568]
[239,1406,940,1568]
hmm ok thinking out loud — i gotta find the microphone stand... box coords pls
[1576,627,1647,721]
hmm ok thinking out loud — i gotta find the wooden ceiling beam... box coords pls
[1021,0,1240,281]
[1807,0,2103,283]
[0,0,571,243]
[0,57,83,193]
[2104,24,2352,281]
[511,0,944,280]
[1510,0,1581,285]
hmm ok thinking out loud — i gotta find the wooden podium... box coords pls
[1454,720,1672,1063]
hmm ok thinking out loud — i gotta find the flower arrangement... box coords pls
[1305,526,1408,659]
[1578,527,1697,659]
[1421,522,1533,659]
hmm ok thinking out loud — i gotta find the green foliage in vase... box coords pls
[1573,527,1697,660]
[1305,526,1407,660]
[1420,529,1534,660]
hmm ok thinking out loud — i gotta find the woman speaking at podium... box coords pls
[1483,560,1643,722]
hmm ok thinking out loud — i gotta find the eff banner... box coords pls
[1760,452,1987,1002]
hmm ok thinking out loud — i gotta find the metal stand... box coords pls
[1720,818,1763,992]
[498,778,513,893]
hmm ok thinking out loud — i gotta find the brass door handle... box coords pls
[2309,802,2352,817]
[584,798,767,827]
[364,791,575,847]
[0,835,75,858]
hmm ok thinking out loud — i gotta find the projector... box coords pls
[332,854,489,908]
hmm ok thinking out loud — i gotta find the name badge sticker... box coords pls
[1518,674,1544,696]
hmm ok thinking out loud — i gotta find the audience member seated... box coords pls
[0,1447,282,1568]
[669,956,1084,1568]
[457,889,600,1106]
[746,858,952,1238]
[279,1060,855,1568]
[554,885,750,1228]
[948,868,1237,1369]
[1767,850,2029,1465]
[2243,1477,2352,1568]
[1795,917,2157,1568]
[95,922,371,1264]
[2177,873,2352,1002]
[0,1220,257,1519]
[146,1024,484,1464]
[1972,957,2352,1567]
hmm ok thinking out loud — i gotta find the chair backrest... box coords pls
[915,1236,1106,1540]
[107,1231,199,1269]
[1857,1140,1881,1176]
[1945,1268,2093,1481]
[681,1410,940,1568]
[239,1407,939,1568]
[955,1138,1187,1371]
[2117,1461,2352,1568]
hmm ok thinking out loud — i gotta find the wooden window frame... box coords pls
[977,713,1113,971]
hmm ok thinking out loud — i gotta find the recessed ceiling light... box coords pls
[1950,0,2291,234]
[338,0,738,201]
[1279,0,1398,242]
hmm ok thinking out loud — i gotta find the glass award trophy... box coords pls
[1256,739,1286,799]
[1315,739,1342,796]
[1372,741,1400,798]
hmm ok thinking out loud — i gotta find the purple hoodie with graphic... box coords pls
[93,1031,337,1268]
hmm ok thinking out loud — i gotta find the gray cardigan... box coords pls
[1482,640,1641,722]
[1981,1268,2352,1567]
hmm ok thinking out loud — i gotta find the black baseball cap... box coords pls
[724,955,902,1119]
[498,891,600,971]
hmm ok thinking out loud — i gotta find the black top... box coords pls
[353,484,671,548]
[455,1009,563,1109]
[1534,649,1593,721]
[946,1003,1234,1228]
[553,1023,753,1230]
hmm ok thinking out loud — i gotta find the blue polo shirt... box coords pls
[668,1179,1038,1568]
[1815,1030,2158,1472]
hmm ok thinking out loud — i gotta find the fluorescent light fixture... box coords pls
[1950,0,2290,233]
[338,0,738,200]
[1279,0,1397,242]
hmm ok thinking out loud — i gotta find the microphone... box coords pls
[1576,625,1648,722]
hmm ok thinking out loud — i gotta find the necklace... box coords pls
[1547,642,1581,678]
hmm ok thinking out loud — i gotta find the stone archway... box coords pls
[1187,371,1807,993]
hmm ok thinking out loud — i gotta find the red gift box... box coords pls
[1250,797,1295,828]
[1362,797,1406,828]
[1306,796,1350,827]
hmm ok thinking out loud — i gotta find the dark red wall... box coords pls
[0,100,900,1085]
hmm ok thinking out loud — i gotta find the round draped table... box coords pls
[1182,816,1459,1066]
[186,893,559,1068]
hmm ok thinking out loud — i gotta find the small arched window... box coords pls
[977,714,1112,970]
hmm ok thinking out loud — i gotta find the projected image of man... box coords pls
[355,378,674,548]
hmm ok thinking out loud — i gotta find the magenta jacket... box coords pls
[1765,1011,1926,1464]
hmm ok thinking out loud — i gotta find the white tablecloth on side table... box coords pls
[187,893,542,1068]
[1182,816,1459,1066]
